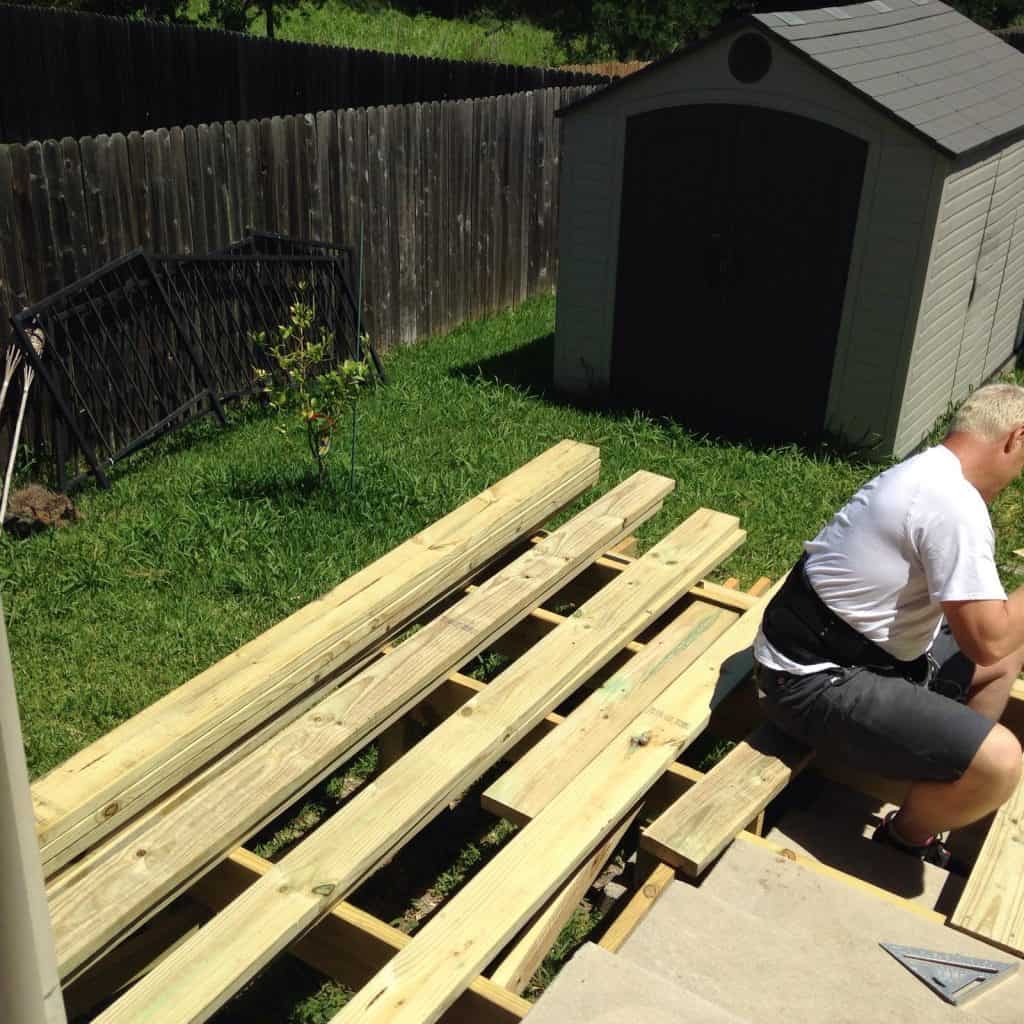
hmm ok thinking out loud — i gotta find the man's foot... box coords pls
[871,810,955,870]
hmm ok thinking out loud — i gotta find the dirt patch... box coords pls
[4,484,81,536]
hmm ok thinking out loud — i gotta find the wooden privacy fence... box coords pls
[0,3,607,145]
[0,85,596,475]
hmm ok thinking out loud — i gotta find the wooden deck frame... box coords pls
[91,508,747,1023]
[55,534,742,1020]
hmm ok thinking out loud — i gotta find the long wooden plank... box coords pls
[950,772,1024,955]
[49,472,672,980]
[94,509,745,1023]
[33,440,600,874]
[483,596,747,824]
[330,575,783,1024]
[190,850,529,1024]
[528,537,759,614]
[415,671,707,803]
[640,722,814,877]
[489,811,637,995]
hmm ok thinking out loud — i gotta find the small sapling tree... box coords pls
[253,284,368,483]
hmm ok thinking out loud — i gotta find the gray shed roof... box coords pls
[561,0,1024,159]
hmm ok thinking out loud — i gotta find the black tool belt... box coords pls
[762,554,927,679]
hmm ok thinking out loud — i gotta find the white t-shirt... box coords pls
[755,445,1006,674]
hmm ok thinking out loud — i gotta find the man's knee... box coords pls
[968,724,1023,802]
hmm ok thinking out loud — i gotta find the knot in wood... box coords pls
[312,883,336,898]
[102,802,120,818]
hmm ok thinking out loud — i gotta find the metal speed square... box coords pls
[880,943,1018,1006]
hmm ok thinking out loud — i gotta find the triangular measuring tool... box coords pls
[880,943,1018,1006]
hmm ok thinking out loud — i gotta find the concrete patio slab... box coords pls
[523,942,748,1023]
[618,841,1022,1024]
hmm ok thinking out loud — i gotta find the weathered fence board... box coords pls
[0,4,606,146]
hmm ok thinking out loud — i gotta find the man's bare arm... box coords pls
[943,590,1024,665]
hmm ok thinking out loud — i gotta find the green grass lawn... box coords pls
[12,292,1024,1021]
[189,0,572,66]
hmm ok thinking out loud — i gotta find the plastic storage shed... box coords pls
[553,0,1024,454]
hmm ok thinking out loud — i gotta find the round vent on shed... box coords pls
[729,34,772,83]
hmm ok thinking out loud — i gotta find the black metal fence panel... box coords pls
[0,3,608,145]
[10,251,228,491]
[156,252,367,402]
[7,237,376,490]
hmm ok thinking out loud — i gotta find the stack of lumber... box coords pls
[33,440,602,879]
[88,496,750,1022]
[42,441,615,977]
[48,459,671,981]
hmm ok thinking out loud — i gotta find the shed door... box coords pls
[611,104,867,442]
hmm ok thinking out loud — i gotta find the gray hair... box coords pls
[950,382,1024,441]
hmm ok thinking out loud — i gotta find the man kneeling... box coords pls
[754,383,1024,867]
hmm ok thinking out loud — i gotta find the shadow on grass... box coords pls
[449,332,884,466]
[449,330,561,400]
[226,466,331,504]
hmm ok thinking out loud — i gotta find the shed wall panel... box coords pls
[895,140,1024,454]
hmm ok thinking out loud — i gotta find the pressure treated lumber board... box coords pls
[528,535,758,615]
[190,850,529,1024]
[489,575,786,827]
[483,598,744,824]
[484,579,773,823]
[48,472,672,981]
[950,771,1024,955]
[427,670,706,802]
[34,440,600,874]
[489,811,638,994]
[94,508,745,1024]
[329,578,784,1024]
[641,722,814,876]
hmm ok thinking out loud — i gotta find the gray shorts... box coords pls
[755,624,995,781]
